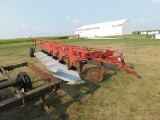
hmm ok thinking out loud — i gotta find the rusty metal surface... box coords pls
[0,62,63,113]
[26,62,61,83]
[0,66,17,92]
[0,80,18,90]
[24,82,59,100]
[0,65,25,104]
[0,82,61,113]
[0,96,22,113]
[86,67,104,83]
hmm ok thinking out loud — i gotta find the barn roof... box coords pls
[76,19,128,31]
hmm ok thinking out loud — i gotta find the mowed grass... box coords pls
[0,35,160,120]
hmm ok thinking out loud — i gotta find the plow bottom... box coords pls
[34,52,84,84]
[42,59,59,66]
[53,70,84,84]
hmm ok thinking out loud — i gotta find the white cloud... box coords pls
[18,24,37,32]
[13,23,55,38]
[65,15,83,26]
[152,0,160,4]
[72,19,83,25]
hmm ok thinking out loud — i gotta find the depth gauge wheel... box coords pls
[73,60,86,74]
[87,67,103,83]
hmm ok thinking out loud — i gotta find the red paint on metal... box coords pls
[30,38,137,79]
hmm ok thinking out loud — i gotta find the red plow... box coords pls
[30,37,137,84]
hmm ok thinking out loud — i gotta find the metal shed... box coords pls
[155,34,160,39]
[75,19,132,38]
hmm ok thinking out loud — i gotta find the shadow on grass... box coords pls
[0,62,139,119]
[103,62,142,81]
[125,63,142,79]
[0,78,100,120]
[103,62,120,81]
[42,80,100,119]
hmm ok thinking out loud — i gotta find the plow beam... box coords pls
[104,57,137,76]
[0,82,60,113]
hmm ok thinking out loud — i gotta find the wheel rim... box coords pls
[87,67,103,83]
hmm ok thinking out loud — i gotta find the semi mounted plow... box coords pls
[29,37,137,84]
[0,62,62,113]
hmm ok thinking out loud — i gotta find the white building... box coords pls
[75,19,132,38]
[155,34,160,39]
[141,31,159,35]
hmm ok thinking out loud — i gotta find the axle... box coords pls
[0,62,63,113]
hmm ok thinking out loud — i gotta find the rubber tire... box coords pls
[86,67,103,83]
[30,47,34,57]
[17,72,33,92]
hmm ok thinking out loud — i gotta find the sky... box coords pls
[0,0,160,39]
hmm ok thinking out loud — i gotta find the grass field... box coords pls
[0,35,160,120]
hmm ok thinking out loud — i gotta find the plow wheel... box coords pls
[30,47,35,57]
[73,60,86,74]
[86,67,103,83]
[16,72,33,92]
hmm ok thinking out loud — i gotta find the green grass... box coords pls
[0,36,69,45]
[0,35,160,120]
[44,36,70,40]
[0,38,31,44]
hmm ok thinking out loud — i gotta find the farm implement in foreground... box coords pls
[0,62,62,113]
[29,37,137,84]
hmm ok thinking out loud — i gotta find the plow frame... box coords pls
[0,61,63,113]
[30,37,137,83]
